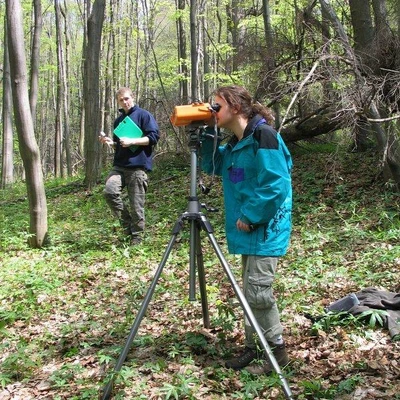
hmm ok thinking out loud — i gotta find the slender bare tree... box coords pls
[54,0,64,177]
[190,0,199,101]
[83,0,106,190]
[29,0,42,123]
[61,1,72,176]
[176,0,189,103]
[5,0,48,248]
[1,17,14,188]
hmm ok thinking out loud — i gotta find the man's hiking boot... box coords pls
[130,235,142,246]
[245,342,289,375]
[225,347,258,370]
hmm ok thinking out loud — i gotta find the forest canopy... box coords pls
[1,0,399,190]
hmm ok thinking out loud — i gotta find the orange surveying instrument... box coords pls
[170,102,221,126]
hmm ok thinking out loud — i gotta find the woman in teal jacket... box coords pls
[201,85,293,374]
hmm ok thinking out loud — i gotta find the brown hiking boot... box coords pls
[225,347,258,370]
[245,342,289,375]
[130,235,142,246]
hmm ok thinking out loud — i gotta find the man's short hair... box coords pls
[116,87,134,99]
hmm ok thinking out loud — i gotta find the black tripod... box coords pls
[100,126,293,400]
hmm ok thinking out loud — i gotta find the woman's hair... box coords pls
[213,85,274,125]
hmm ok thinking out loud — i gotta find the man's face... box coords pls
[117,92,134,113]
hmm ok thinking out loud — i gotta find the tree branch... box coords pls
[367,115,400,122]
[279,56,327,131]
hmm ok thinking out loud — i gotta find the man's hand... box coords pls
[119,137,137,147]
[120,136,150,147]
[98,132,114,147]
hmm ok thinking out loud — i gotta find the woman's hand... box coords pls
[236,219,251,232]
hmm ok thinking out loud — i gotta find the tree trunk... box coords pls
[54,0,64,177]
[259,0,281,127]
[83,0,106,190]
[1,17,14,188]
[190,0,199,101]
[6,0,48,248]
[61,1,72,176]
[202,4,210,101]
[397,0,400,38]
[78,1,88,159]
[349,0,374,57]
[29,0,42,124]
[177,0,189,103]
[134,0,141,98]
[226,0,241,73]
[319,0,400,187]
[102,0,115,146]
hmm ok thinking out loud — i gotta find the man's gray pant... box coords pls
[242,255,283,349]
[103,166,148,236]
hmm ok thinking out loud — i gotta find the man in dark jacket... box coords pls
[99,87,159,245]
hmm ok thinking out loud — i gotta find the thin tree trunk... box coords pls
[177,0,188,103]
[54,0,64,178]
[202,4,210,101]
[1,17,14,188]
[83,0,106,190]
[134,0,141,98]
[226,0,240,73]
[61,1,72,176]
[190,0,198,101]
[260,0,281,127]
[102,0,114,140]
[29,0,42,124]
[6,0,48,248]
[78,1,88,159]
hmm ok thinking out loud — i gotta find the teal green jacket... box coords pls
[201,115,293,256]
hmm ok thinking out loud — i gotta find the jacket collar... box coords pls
[227,114,266,148]
[118,105,137,115]
[243,114,265,138]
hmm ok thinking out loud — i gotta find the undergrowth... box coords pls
[1,144,399,399]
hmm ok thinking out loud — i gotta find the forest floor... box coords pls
[1,142,399,400]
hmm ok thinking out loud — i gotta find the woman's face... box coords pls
[213,95,237,129]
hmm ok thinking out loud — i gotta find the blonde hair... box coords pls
[115,87,134,99]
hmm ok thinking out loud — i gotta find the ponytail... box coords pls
[213,85,275,126]
[252,102,275,126]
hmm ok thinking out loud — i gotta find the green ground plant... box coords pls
[1,144,399,399]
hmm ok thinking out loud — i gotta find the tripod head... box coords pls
[185,121,225,201]
[183,123,209,210]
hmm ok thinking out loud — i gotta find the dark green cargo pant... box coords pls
[104,166,148,237]
[242,255,283,349]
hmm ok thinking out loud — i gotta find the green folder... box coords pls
[113,116,143,153]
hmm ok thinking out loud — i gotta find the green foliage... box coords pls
[185,332,208,352]
[158,372,200,399]
[311,312,362,334]
[299,374,363,399]
[1,148,399,398]
[358,309,389,329]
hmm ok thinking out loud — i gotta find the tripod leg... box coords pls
[194,222,210,328]
[100,222,182,400]
[188,219,197,301]
[200,216,294,400]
